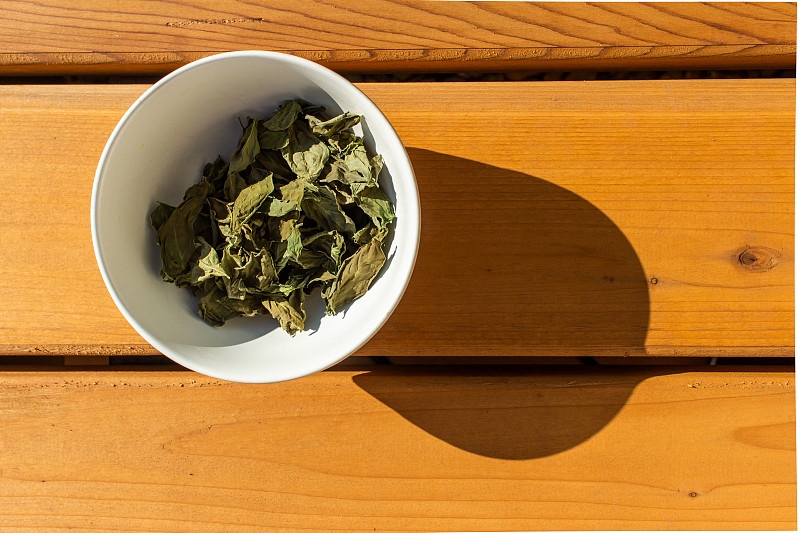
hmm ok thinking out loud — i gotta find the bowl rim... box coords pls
[91,50,420,383]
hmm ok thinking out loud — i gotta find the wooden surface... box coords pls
[0,366,793,531]
[0,1,795,75]
[0,79,793,357]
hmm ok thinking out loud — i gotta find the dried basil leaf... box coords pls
[203,156,229,191]
[279,179,305,205]
[300,183,356,234]
[198,286,235,327]
[199,287,265,326]
[224,295,267,317]
[193,239,229,284]
[155,181,210,280]
[230,174,274,234]
[281,122,330,180]
[283,223,304,265]
[263,290,306,336]
[370,154,384,182]
[308,111,361,137]
[307,269,336,293]
[255,151,292,180]
[267,198,300,217]
[257,128,290,151]
[296,100,327,117]
[322,158,368,186]
[223,172,247,203]
[150,202,175,231]
[304,230,345,266]
[327,131,360,155]
[257,249,278,290]
[229,118,260,177]
[344,145,373,182]
[352,222,378,245]
[220,246,248,300]
[351,183,396,230]
[262,100,302,131]
[324,233,386,314]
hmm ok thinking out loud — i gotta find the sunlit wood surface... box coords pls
[0,366,794,530]
[0,1,794,75]
[0,80,793,357]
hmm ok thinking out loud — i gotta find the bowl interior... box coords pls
[93,52,418,382]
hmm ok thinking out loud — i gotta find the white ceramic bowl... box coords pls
[91,51,420,383]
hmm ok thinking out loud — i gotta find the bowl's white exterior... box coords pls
[91,51,420,383]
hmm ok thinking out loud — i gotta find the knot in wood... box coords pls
[737,247,779,272]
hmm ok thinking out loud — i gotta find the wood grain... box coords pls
[0,80,793,357]
[0,1,795,75]
[0,366,794,530]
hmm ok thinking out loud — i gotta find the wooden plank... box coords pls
[0,366,793,530]
[0,1,795,75]
[0,80,793,357]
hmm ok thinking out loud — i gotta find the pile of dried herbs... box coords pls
[150,99,395,335]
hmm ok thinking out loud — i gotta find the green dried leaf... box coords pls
[284,223,303,265]
[304,230,345,266]
[198,286,235,327]
[257,129,290,151]
[306,269,336,292]
[327,131,360,155]
[270,215,300,243]
[344,144,373,182]
[257,249,278,290]
[229,118,260,176]
[193,238,229,284]
[300,183,356,234]
[295,249,328,269]
[150,202,175,232]
[262,100,302,131]
[370,154,384,182]
[255,151,292,180]
[279,179,305,204]
[246,166,272,186]
[230,174,274,234]
[219,247,248,300]
[322,158,368,185]
[203,156,229,191]
[352,183,396,230]
[307,111,361,137]
[153,181,210,280]
[324,234,386,314]
[222,172,247,203]
[223,295,267,317]
[207,197,229,221]
[281,123,330,180]
[263,290,306,336]
[198,286,265,327]
[267,198,300,217]
[352,223,378,245]
[297,100,327,116]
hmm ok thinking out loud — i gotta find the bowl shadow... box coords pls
[352,366,651,460]
[362,148,651,356]
[353,148,652,459]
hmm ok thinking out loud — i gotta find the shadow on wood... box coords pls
[352,366,648,460]
[364,148,650,356]
[353,150,654,459]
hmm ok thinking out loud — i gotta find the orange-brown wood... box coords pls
[0,80,793,357]
[0,1,795,75]
[0,366,794,530]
